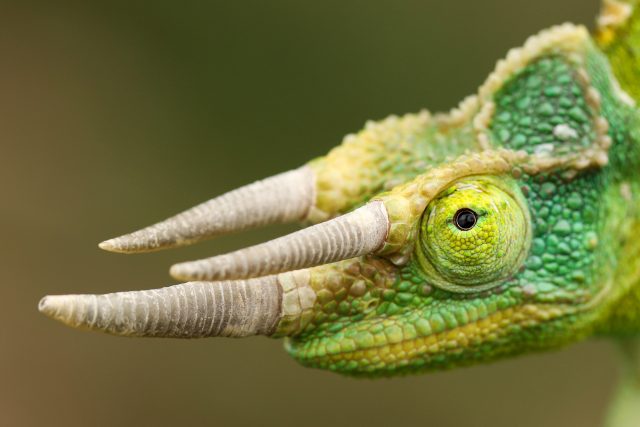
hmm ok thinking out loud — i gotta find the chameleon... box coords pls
[39,1,640,425]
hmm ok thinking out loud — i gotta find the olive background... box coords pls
[2,1,618,426]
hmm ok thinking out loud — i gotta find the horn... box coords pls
[99,166,315,253]
[38,278,283,338]
[169,201,389,281]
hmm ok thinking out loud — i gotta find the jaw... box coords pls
[280,255,615,376]
[284,297,595,376]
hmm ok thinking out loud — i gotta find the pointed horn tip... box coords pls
[98,236,136,253]
[98,236,156,254]
[39,294,93,331]
[169,263,199,281]
[38,295,50,314]
[38,295,64,319]
[98,238,119,252]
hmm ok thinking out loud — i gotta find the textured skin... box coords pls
[274,20,640,378]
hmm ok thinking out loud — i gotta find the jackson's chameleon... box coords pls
[39,1,640,425]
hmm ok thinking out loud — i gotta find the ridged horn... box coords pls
[169,201,389,281]
[99,166,315,253]
[38,278,283,338]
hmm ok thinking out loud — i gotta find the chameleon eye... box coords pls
[453,208,477,231]
[416,177,531,293]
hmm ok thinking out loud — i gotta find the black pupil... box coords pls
[454,209,477,231]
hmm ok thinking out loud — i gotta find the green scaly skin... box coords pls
[271,4,640,385]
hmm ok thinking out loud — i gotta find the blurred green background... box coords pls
[2,1,620,426]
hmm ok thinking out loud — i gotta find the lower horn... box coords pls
[38,277,283,338]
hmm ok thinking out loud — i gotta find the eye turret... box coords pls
[417,176,531,293]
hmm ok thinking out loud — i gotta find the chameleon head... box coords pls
[40,22,640,376]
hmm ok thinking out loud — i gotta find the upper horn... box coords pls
[98,166,315,253]
[169,201,389,281]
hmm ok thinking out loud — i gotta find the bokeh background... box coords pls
[2,1,620,426]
